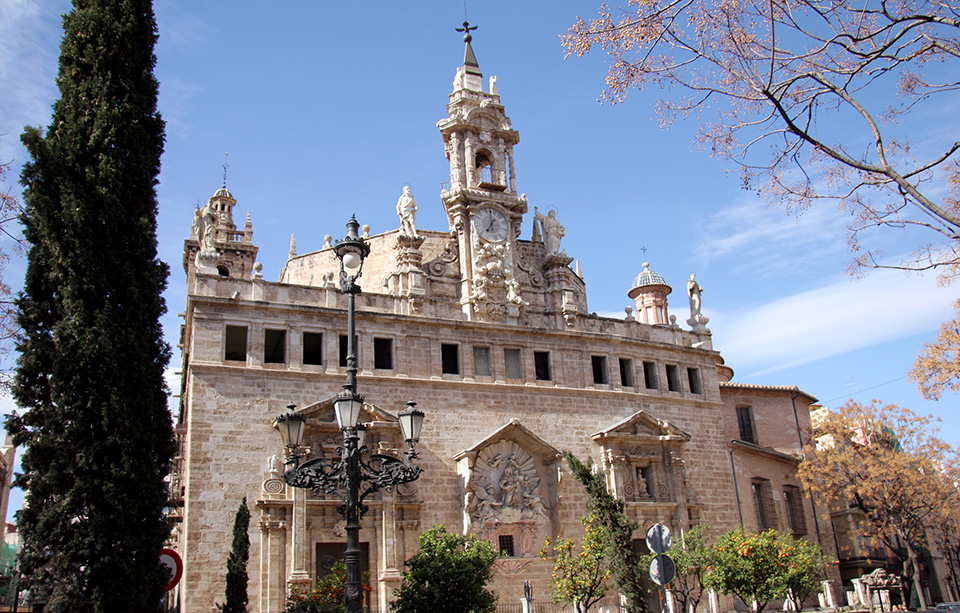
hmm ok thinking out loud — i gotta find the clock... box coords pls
[474,207,509,242]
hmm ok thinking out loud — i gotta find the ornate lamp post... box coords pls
[274,216,425,613]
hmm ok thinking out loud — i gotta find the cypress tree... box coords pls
[8,1,174,610]
[219,498,251,613]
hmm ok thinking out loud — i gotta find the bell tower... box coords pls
[438,23,528,323]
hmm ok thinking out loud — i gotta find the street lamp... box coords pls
[274,216,424,613]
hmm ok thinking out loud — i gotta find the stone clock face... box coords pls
[474,207,509,242]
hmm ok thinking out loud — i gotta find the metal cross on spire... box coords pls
[222,152,230,188]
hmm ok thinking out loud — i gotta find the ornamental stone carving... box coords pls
[467,440,548,526]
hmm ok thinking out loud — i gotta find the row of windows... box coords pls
[751,478,807,535]
[222,325,704,393]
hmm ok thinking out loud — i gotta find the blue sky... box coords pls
[0,0,956,522]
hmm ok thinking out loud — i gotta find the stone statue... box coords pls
[535,207,565,255]
[268,454,282,475]
[687,274,703,316]
[686,273,710,332]
[193,202,218,254]
[396,186,418,237]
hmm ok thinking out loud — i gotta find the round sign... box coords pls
[160,548,184,591]
[649,554,676,586]
[646,523,672,554]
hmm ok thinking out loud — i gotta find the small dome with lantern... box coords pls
[628,262,672,325]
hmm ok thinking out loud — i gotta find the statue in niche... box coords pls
[396,186,418,238]
[534,207,565,255]
[467,441,547,525]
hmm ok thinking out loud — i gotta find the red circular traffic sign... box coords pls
[160,548,183,591]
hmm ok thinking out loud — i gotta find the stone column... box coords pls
[260,509,288,613]
[288,486,311,586]
[450,133,462,188]
[464,135,475,188]
[378,491,403,609]
[507,146,517,193]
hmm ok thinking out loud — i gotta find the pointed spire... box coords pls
[288,234,297,260]
[455,21,483,91]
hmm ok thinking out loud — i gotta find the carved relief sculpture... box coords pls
[467,441,548,526]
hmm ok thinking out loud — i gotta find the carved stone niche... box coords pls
[454,419,561,558]
[592,410,692,507]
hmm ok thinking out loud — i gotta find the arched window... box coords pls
[475,151,493,185]
[217,265,230,277]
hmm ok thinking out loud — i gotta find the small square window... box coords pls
[666,364,681,392]
[619,358,634,387]
[643,361,658,390]
[591,356,608,385]
[534,351,551,381]
[504,349,522,379]
[441,343,460,374]
[498,534,515,557]
[687,367,702,394]
[374,338,393,370]
[264,329,286,364]
[473,346,491,377]
[303,332,323,366]
[224,326,248,362]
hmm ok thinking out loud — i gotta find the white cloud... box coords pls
[711,268,954,377]
[694,196,851,277]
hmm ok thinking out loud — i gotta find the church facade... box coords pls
[170,32,836,613]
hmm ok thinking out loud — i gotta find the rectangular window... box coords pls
[737,406,757,444]
[264,329,286,364]
[473,346,492,377]
[619,358,634,387]
[592,356,608,385]
[783,486,807,535]
[666,364,681,392]
[643,361,658,389]
[374,338,393,370]
[752,478,778,530]
[441,343,460,375]
[687,367,702,394]
[224,325,248,362]
[534,351,551,381]
[303,332,323,366]
[498,534,515,557]
[504,349,522,379]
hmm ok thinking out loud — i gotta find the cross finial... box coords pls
[222,152,230,188]
[641,246,648,259]
[456,20,477,43]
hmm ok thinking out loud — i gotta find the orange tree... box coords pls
[539,511,614,613]
[798,400,960,610]
[706,529,827,613]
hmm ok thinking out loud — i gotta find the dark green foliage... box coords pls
[563,452,649,613]
[390,525,499,613]
[219,498,251,613]
[7,0,174,610]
